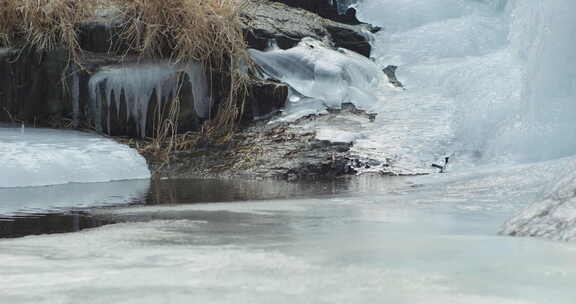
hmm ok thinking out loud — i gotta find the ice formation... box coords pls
[88,62,211,137]
[69,69,80,127]
[0,126,150,188]
[249,38,386,117]
[491,0,576,162]
[502,160,576,241]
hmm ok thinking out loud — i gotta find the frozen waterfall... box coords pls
[491,0,576,162]
[342,0,576,169]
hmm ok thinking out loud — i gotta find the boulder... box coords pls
[241,0,372,57]
[244,80,288,120]
[1,0,372,137]
[269,0,360,24]
[0,48,71,124]
[324,23,372,57]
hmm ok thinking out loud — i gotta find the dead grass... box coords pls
[114,0,251,136]
[0,0,251,147]
[112,0,247,62]
[0,0,97,55]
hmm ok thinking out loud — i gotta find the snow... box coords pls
[0,126,150,189]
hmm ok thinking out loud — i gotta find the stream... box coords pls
[2,0,576,303]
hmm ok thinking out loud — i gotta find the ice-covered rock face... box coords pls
[502,164,576,241]
[0,126,150,188]
[87,62,211,137]
[249,38,386,119]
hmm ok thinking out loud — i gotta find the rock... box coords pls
[149,101,396,180]
[325,102,378,122]
[244,80,288,121]
[324,24,372,57]
[1,0,374,138]
[269,0,356,23]
[78,21,126,54]
[501,173,576,241]
[383,65,405,89]
[77,7,130,54]
[241,0,372,56]
[0,48,71,124]
[0,49,211,137]
[268,0,381,33]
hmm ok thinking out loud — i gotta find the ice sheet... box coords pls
[0,127,150,188]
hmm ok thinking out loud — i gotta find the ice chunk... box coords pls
[0,126,150,188]
[250,38,386,118]
[88,62,211,137]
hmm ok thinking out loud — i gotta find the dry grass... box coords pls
[109,0,251,136]
[0,0,96,55]
[0,0,251,143]
[112,0,247,62]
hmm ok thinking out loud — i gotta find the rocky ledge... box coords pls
[144,103,396,181]
[0,0,384,181]
[241,0,375,57]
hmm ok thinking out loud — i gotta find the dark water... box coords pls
[0,177,404,238]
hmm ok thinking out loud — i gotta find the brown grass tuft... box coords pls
[112,0,248,62]
[112,0,251,136]
[0,0,98,55]
[0,0,251,140]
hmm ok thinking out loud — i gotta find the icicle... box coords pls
[113,87,122,121]
[88,61,212,137]
[88,75,104,133]
[70,71,80,128]
[184,63,212,119]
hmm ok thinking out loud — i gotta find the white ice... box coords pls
[250,38,387,118]
[88,62,211,137]
[0,126,150,189]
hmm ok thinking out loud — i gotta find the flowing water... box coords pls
[2,0,576,302]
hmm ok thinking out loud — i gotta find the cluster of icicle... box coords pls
[70,62,211,137]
